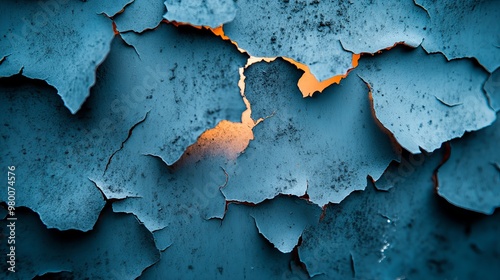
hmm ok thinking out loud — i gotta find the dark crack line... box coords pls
[413,0,431,19]
[104,111,150,174]
[89,178,108,201]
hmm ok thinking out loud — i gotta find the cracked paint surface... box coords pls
[117,23,247,165]
[221,58,399,206]
[357,46,496,154]
[437,114,500,214]
[140,203,305,279]
[416,0,500,73]
[0,0,130,113]
[484,68,500,112]
[163,0,237,28]
[223,0,428,81]
[299,150,500,279]
[1,1,500,279]
[250,195,321,253]
[0,23,246,231]
[0,206,159,279]
[114,0,165,33]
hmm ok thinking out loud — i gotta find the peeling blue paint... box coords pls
[222,58,399,206]
[416,0,500,73]
[484,68,500,112]
[251,195,321,253]
[117,23,247,165]
[163,0,237,28]
[0,23,246,231]
[223,0,428,81]
[0,0,129,113]
[299,149,500,279]
[140,204,300,279]
[0,206,159,279]
[115,0,165,33]
[438,115,500,214]
[357,46,496,154]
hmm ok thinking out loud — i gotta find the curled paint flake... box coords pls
[250,196,321,253]
[437,115,500,214]
[0,0,130,113]
[484,68,500,112]
[357,46,496,154]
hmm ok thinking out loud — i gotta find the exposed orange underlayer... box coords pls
[179,24,362,161]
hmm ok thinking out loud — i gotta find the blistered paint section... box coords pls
[221,59,399,206]
[251,196,321,253]
[417,0,500,73]
[437,115,500,214]
[163,0,237,28]
[299,150,500,279]
[0,206,159,279]
[114,0,165,32]
[223,0,427,81]
[484,68,500,112]
[357,46,496,154]
[0,0,130,113]
[140,204,301,279]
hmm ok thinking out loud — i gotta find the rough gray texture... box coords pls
[357,46,496,154]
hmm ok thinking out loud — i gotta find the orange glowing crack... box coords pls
[178,24,361,161]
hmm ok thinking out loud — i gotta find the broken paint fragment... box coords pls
[118,23,247,165]
[357,46,496,154]
[250,196,321,253]
[0,0,130,113]
[221,58,399,206]
[101,148,228,232]
[437,115,500,214]
[114,0,165,33]
[0,24,245,230]
[416,0,500,73]
[0,206,159,279]
[140,204,299,279]
[484,68,500,112]
[223,0,427,81]
[163,0,237,28]
[299,149,500,279]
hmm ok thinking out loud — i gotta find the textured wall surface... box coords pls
[1,0,499,279]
